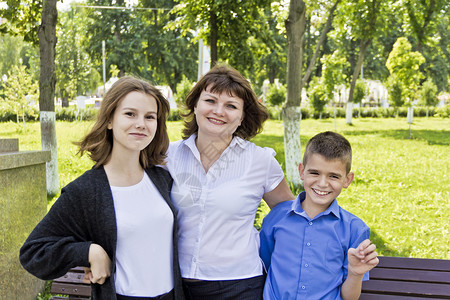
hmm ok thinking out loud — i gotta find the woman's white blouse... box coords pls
[166,134,284,280]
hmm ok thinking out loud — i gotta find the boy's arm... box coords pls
[341,239,379,300]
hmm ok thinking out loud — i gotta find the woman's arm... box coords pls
[263,178,295,209]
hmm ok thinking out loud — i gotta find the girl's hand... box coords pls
[86,243,112,284]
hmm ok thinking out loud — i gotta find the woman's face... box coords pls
[194,85,244,141]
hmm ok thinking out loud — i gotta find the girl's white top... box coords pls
[111,172,174,296]
[166,134,284,280]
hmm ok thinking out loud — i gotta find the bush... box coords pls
[174,76,194,107]
[168,108,182,121]
[266,83,286,107]
[0,101,39,122]
[55,106,98,121]
[309,79,327,115]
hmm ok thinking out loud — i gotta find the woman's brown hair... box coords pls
[77,76,170,168]
[181,64,269,140]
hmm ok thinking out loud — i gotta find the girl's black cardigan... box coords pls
[20,165,184,300]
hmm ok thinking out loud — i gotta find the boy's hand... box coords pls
[347,239,379,276]
[85,243,112,284]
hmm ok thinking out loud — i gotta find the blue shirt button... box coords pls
[302,286,306,290]
[305,264,309,267]
[309,222,313,226]
[307,242,311,246]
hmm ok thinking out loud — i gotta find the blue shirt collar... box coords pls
[290,191,340,220]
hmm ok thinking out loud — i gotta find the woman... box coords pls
[166,65,295,299]
[20,77,184,300]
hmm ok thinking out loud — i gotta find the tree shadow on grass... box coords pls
[370,230,413,258]
[343,129,449,146]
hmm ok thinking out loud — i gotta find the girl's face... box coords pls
[194,85,244,142]
[108,91,158,155]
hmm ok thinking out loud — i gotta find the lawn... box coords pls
[1,117,449,259]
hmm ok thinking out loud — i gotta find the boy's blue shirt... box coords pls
[260,191,370,300]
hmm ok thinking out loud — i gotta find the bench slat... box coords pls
[377,256,450,271]
[362,279,450,298]
[51,282,92,297]
[360,293,440,300]
[369,267,450,284]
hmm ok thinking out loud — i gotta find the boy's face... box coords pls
[299,153,354,212]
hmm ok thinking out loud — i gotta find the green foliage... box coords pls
[353,79,367,104]
[174,76,194,107]
[3,64,39,123]
[386,76,404,108]
[168,0,274,81]
[386,37,426,103]
[418,78,438,107]
[56,9,101,100]
[55,106,99,122]
[85,0,197,92]
[266,82,286,107]
[308,77,327,115]
[0,0,42,45]
[321,50,349,102]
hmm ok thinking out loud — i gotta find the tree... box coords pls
[309,77,327,118]
[353,79,367,116]
[39,0,59,196]
[83,0,197,91]
[321,50,349,105]
[400,0,447,53]
[0,34,26,76]
[3,64,39,124]
[175,75,194,107]
[339,0,384,125]
[1,0,59,195]
[386,37,425,104]
[396,0,448,92]
[266,82,286,107]
[169,0,272,68]
[56,8,101,105]
[283,0,306,186]
[386,75,404,112]
[282,0,342,186]
[85,0,146,79]
[418,77,438,117]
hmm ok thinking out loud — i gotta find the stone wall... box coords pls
[0,139,50,300]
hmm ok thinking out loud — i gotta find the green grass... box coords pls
[1,117,449,259]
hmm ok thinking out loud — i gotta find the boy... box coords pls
[260,131,379,300]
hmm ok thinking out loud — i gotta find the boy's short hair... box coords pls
[303,131,352,174]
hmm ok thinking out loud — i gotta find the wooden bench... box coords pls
[49,256,450,299]
[361,256,450,299]
[50,267,91,300]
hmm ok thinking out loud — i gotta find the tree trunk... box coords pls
[301,0,341,90]
[283,0,306,187]
[209,10,218,67]
[346,39,371,124]
[38,0,59,196]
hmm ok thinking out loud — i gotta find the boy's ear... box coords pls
[298,163,305,180]
[343,171,354,188]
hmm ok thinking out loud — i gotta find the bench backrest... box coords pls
[361,256,450,299]
[50,267,91,299]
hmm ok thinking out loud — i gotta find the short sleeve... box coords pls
[261,147,285,194]
[343,223,371,281]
